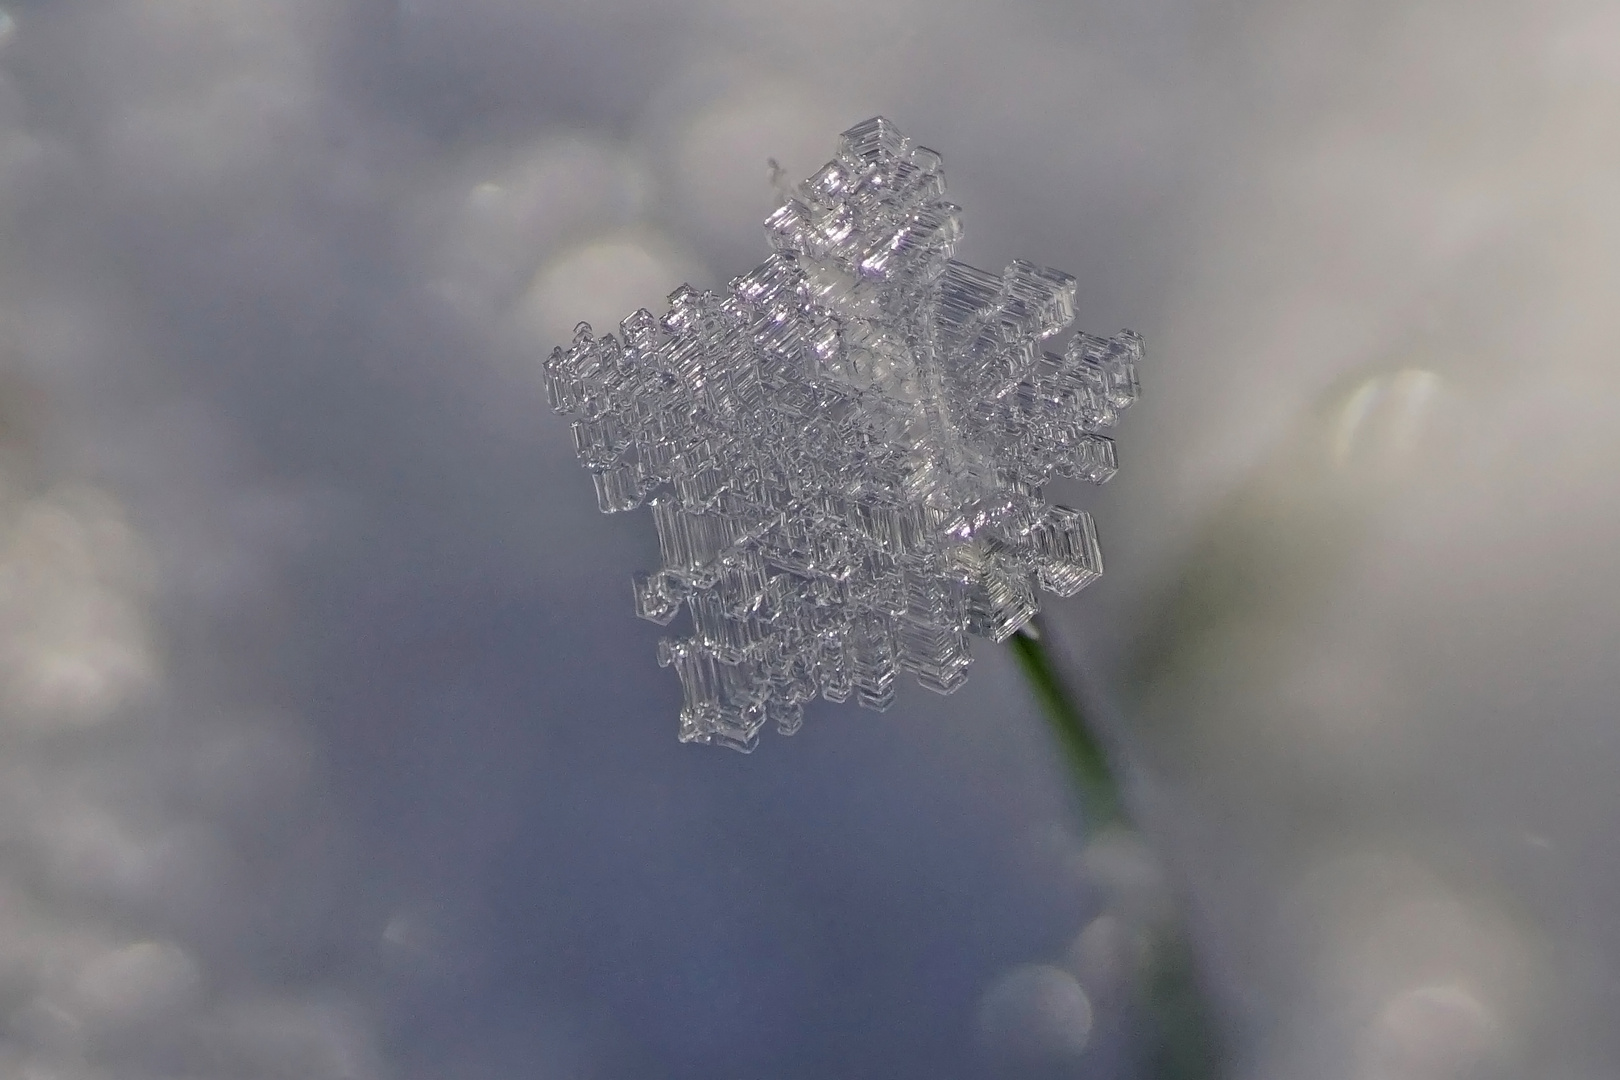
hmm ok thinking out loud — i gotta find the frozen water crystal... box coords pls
[547,117,1141,751]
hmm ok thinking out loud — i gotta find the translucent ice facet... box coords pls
[546,118,1141,749]
[1031,506,1104,598]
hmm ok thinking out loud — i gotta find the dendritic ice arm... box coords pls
[546,116,1141,752]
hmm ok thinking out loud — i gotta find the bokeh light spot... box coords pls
[520,235,699,347]
[976,962,1094,1063]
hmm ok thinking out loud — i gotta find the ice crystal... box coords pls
[547,117,1141,751]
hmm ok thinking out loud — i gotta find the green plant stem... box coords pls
[1008,620,1225,1080]
[1009,625,1121,828]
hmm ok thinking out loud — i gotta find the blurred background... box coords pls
[0,0,1615,1077]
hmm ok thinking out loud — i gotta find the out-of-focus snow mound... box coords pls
[1050,3,1620,1079]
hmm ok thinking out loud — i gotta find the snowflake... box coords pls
[547,117,1140,751]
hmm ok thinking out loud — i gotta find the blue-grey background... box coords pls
[0,1,1615,1078]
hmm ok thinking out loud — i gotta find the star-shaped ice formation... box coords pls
[547,117,1141,751]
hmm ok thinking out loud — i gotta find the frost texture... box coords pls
[547,118,1140,751]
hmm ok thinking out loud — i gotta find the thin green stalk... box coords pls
[1008,624,1121,828]
[1008,620,1225,1080]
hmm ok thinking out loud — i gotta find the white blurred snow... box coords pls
[0,0,1615,1077]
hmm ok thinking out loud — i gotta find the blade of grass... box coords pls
[1008,617,1225,1080]
[1009,622,1121,828]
